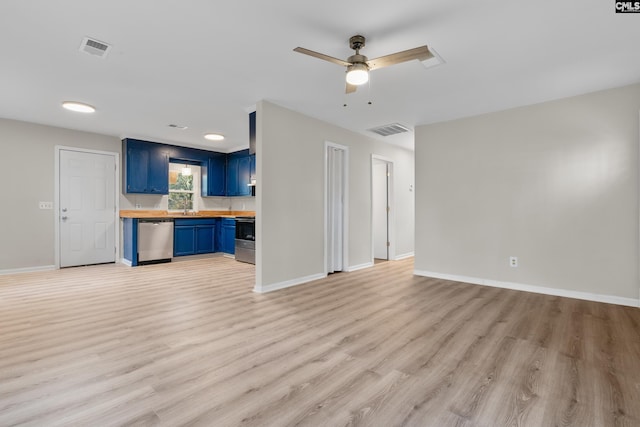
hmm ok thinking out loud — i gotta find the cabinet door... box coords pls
[250,154,256,181]
[123,139,169,194]
[214,218,222,252]
[174,226,196,256]
[125,144,150,193]
[226,157,240,196]
[206,155,226,196]
[249,111,256,154]
[148,147,169,194]
[195,225,215,254]
[237,156,251,196]
[123,218,138,266]
[221,224,236,254]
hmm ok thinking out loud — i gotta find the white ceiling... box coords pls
[1,1,639,152]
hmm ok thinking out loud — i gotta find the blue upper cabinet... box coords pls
[249,111,256,154]
[123,137,259,197]
[226,149,252,197]
[123,139,169,194]
[250,154,256,182]
[202,153,226,197]
[249,111,256,184]
[237,156,251,196]
[226,156,240,196]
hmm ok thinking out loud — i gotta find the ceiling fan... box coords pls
[294,35,433,94]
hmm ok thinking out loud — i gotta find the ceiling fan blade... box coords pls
[293,47,351,67]
[366,46,433,71]
[345,82,357,94]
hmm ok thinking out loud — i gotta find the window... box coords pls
[168,164,197,211]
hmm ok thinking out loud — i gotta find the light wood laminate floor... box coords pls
[0,257,639,426]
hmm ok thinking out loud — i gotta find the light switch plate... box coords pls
[39,201,53,210]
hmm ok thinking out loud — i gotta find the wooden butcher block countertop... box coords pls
[119,210,255,219]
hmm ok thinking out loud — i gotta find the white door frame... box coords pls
[54,146,120,269]
[371,154,395,262]
[324,141,349,274]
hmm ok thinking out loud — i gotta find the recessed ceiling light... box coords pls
[62,101,96,113]
[204,133,224,141]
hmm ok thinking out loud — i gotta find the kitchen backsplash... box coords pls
[121,194,256,212]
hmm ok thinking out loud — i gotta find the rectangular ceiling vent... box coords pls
[79,37,112,58]
[368,123,411,137]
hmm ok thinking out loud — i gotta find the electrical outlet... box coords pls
[39,201,53,210]
[135,203,142,209]
[509,256,518,267]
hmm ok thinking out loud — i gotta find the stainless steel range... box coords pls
[235,216,255,264]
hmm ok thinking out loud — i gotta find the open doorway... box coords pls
[372,155,393,262]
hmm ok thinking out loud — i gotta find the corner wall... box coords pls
[255,101,415,292]
[414,83,640,305]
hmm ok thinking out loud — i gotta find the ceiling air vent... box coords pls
[368,123,411,137]
[79,37,112,58]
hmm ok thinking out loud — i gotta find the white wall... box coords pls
[255,101,415,292]
[0,118,121,271]
[414,83,640,304]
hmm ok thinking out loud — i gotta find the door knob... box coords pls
[62,208,67,212]
[61,216,68,220]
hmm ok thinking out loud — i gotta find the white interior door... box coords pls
[327,145,346,273]
[59,150,116,267]
[373,159,389,260]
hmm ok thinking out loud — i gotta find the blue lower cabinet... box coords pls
[174,226,196,256]
[221,218,236,254]
[174,219,216,257]
[195,225,215,254]
[123,218,139,266]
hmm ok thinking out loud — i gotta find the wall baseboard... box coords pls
[347,262,374,272]
[394,252,415,261]
[0,265,56,276]
[254,272,327,294]
[171,253,223,263]
[414,269,640,308]
[120,259,132,267]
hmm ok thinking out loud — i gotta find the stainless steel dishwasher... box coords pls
[138,219,174,264]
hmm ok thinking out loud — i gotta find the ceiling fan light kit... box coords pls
[294,34,433,94]
[346,63,369,85]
